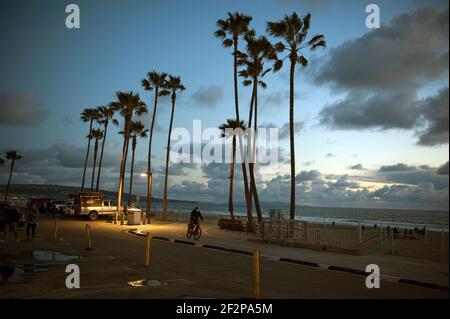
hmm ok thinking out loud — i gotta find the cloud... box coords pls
[296,170,322,182]
[0,92,49,126]
[259,121,304,140]
[379,163,417,172]
[349,164,364,170]
[325,153,337,158]
[319,90,421,130]
[191,85,224,108]
[377,164,449,190]
[261,90,299,111]
[278,121,304,139]
[437,162,449,175]
[316,6,449,146]
[416,87,449,146]
[315,6,448,90]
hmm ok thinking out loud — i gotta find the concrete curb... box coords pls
[127,229,449,292]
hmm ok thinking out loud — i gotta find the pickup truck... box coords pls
[73,192,142,221]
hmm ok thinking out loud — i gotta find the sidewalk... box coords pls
[133,220,449,288]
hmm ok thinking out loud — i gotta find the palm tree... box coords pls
[95,106,117,191]
[89,128,104,192]
[4,150,23,201]
[219,119,246,219]
[110,91,147,224]
[214,12,254,223]
[123,121,149,207]
[141,71,168,220]
[161,75,185,221]
[239,34,278,221]
[80,108,100,192]
[267,12,326,220]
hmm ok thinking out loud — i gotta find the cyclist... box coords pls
[189,207,203,228]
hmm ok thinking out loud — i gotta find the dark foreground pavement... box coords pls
[0,216,447,299]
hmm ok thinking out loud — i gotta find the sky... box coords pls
[0,0,448,210]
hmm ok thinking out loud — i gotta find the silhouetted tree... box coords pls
[142,71,169,219]
[89,128,104,192]
[219,119,247,219]
[161,76,185,221]
[95,106,117,191]
[239,34,278,221]
[4,150,22,201]
[267,12,325,220]
[80,108,100,192]
[215,12,254,223]
[122,121,148,207]
[110,91,147,224]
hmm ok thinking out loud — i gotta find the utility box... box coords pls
[127,210,142,225]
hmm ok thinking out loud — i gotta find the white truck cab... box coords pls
[73,192,141,221]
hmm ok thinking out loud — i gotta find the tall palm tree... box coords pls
[214,12,254,222]
[110,91,147,224]
[95,106,117,191]
[4,150,22,201]
[89,128,104,192]
[239,34,278,221]
[267,12,326,220]
[161,75,185,221]
[122,121,149,207]
[141,71,168,220]
[80,108,100,192]
[219,119,246,219]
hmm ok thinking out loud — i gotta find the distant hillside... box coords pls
[0,184,198,204]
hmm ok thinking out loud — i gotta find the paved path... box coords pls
[0,216,447,299]
[133,219,449,288]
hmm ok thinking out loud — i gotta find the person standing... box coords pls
[6,204,20,242]
[26,205,39,241]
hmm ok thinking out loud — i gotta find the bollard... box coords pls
[144,232,152,266]
[358,220,362,244]
[253,250,261,299]
[391,231,395,255]
[85,224,93,251]
[53,218,59,240]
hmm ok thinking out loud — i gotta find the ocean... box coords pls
[137,201,449,232]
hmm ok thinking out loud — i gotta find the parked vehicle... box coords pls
[72,192,142,221]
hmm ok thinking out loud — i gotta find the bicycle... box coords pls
[187,222,202,240]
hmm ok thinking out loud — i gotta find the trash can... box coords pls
[127,210,142,225]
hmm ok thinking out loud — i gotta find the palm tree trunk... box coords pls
[289,56,296,220]
[116,119,130,224]
[127,137,137,207]
[4,161,15,201]
[233,37,252,223]
[147,87,159,220]
[96,120,108,191]
[249,80,262,221]
[91,140,98,192]
[81,119,93,192]
[163,95,176,221]
[228,136,236,218]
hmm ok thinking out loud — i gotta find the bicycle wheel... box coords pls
[193,225,202,240]
[186,224,193,239]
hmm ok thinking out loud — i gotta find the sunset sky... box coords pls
[0,0,448,210]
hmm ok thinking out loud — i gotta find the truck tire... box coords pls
[88,211,98,221]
